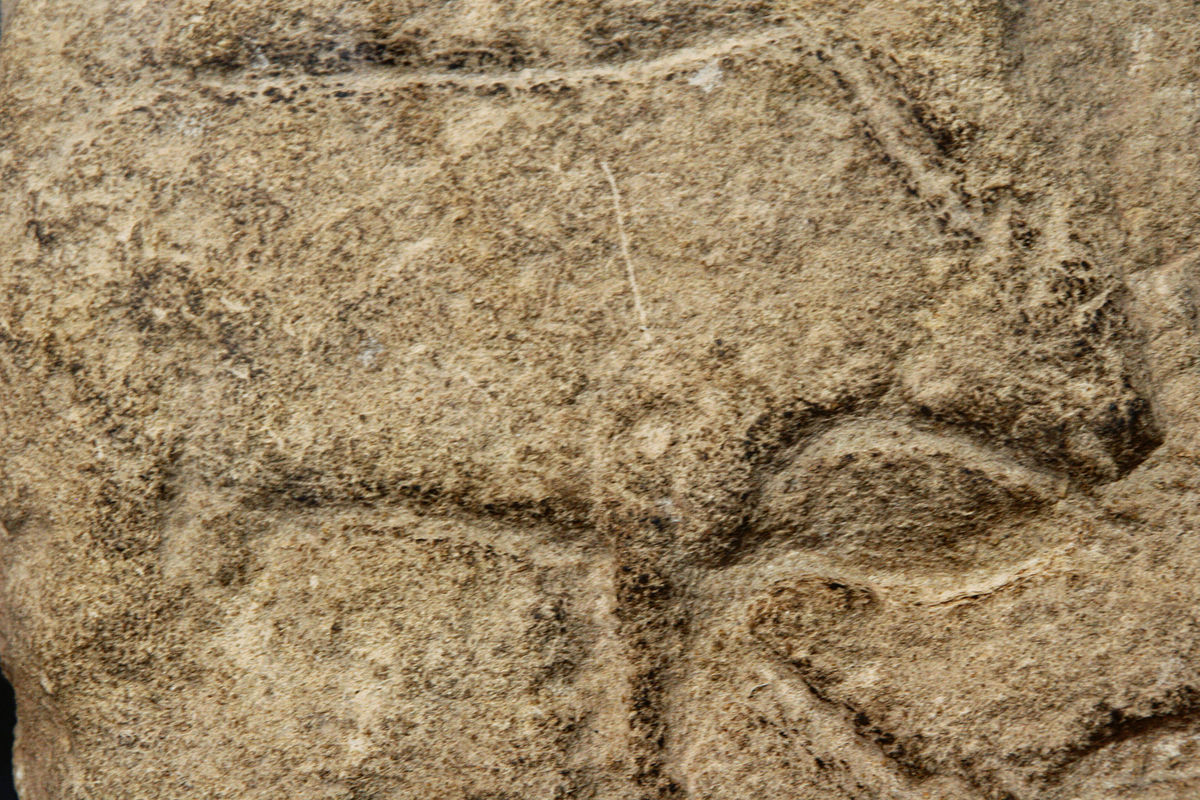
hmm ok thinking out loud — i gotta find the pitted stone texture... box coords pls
[3,1,1200,799]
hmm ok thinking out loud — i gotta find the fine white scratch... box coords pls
[601,161,651,341]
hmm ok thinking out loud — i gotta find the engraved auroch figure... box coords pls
[3,1,1200,798]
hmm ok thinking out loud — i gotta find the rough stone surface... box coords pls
[2,1,1200,798]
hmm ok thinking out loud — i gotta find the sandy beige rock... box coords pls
[2,1,1200,798]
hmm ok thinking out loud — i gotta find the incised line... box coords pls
[601,160,651,342]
